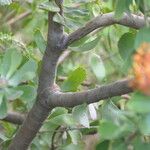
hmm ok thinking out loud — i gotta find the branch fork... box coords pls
[8,2,148,149]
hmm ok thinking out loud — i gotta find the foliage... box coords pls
[0,0,150,150]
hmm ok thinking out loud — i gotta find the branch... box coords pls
[50,79,133,107]
[1,112,25,125]
[57,50,71,65]
[66,12,148,46]
[8,9,138,150]
[8,0,65,149]
[7,11,31,26]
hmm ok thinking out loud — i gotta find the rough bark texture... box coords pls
[50,79,133,107]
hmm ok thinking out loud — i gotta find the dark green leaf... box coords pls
[96,141,109,150]
[118,32,135,60]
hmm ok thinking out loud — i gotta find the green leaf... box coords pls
[135,0,144,13]
[134,27,150,49]
[5,88,23,101]
[69,36,89,47]
[34,29,46,53]
[53,13,65,25]
[46,109,76,129]
[71,37,100,52]
[48,114,76,126]
[48,107,68,119]
[9,59,37,86]
[118,32,135,60]
[90,53,105,81]
[0,94,7,119]
[6,50,22,79]
[98,120,121,140]
[0,0,12,5]
[72,104,89,128]
[39,1,60,12]
[135,0,150,13]
[68,130,82,145]
[1,48,15,77]
[16,85,36,101]
[92,3,100,17]
[133,137,150,150]
[61,143,84,150]
[101,101,123,125]
[61,67,86,92]
[96,141,109,150]
[139,113,150,135]
[118,30,136,72]
[127,92,150,113]
[115,0,132,19]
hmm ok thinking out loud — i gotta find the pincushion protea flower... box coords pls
[131,42,150,95]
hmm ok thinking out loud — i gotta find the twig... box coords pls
[57,50,71,65]
[7,11,31,26]
[51,126,61,150]
[125,131,138,144]
[1,112,25,125]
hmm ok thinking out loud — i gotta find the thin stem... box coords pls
[51,126,61,150]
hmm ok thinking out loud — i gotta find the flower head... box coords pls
[131,43,150,95]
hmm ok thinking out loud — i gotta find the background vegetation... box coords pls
[0,0,150,149]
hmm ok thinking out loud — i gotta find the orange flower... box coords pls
[131,43,150,95]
